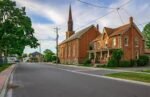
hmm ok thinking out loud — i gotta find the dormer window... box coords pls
[124,36,129,46]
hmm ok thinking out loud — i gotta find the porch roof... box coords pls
[88,48,118,53]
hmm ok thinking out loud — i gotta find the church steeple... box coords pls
[68,5,73,31]
[66,5,74,39]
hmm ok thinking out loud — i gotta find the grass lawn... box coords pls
[106,72,150,83]
[0,64,12,72]
[141,70,150,73]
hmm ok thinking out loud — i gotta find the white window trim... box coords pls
[113,38,116,47]
[124,36,129,46]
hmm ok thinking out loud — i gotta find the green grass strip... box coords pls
[141,70,150,73]
[106,72,150,83]
[0,64,12,72]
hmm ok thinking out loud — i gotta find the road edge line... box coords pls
[56,67,150,86]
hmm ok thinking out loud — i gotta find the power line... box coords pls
[121,8,145,27]
[75,0,133,31]
[75,10,116,30]
[116,8,124,24]
[76,0,115,9]
[117,0,133,8]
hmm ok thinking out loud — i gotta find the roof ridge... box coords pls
[59,25,94,45]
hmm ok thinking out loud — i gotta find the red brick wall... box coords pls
[122,25,144,60]
[79,27,100,63]
[58,39,79,64]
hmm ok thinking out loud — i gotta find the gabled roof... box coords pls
[59,25,95,45]
[104,27,113,36]
[109,24,131,37]
[92,35,101,42]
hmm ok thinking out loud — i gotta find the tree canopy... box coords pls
[0,0,39,56]
[43,49,56,62]
[143,22,150,48]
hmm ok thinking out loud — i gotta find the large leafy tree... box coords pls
[143,23,150,48]
[43,49,55,62]
[0,0,39,59]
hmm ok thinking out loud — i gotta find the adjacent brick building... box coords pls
[58,5,145,64]
[89,17,145,64]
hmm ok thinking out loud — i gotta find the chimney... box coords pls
[129,16,133,24]
[96,24,99,31]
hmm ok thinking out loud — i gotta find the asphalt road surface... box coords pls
[7,63,150,97]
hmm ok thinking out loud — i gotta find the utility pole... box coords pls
[39,42,42,62]
[54,27,60,64]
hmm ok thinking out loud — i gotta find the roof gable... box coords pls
[109,24,131,37]
[59,25,94,45]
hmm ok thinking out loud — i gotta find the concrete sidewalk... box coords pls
[0,64,16,97]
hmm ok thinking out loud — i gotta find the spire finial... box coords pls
[68,4,73,32]
[68,4,72,22]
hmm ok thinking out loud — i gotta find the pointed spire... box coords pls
[68,4,72,22]
[68,4,73,32]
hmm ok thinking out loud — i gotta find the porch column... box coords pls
[89,52,91,59]
[107,49,110,61]
[94,52,96,62]
[100,51,102,59]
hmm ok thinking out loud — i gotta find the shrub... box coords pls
[137,55,149,66]
[112,49,123,65]
[130,59,136,67]
[119,60,131,67]
[107,49,123,67]
[82,58,92,67]
[83,58,91,65]
[107,59,118,67]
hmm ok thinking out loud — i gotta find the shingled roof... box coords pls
[109,24,131,37]
[59,25,94,45]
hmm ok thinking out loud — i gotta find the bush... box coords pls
[83,58,91,65]
[137,55,149,66]
[107,59,118,67]
[119,60,131,67]
[130,59,136,67]
[82,58,92,67]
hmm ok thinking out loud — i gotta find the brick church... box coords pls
[58,5,145,64]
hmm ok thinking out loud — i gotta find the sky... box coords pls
[14,0,150,54]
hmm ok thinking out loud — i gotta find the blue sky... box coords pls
[14,0,150,54]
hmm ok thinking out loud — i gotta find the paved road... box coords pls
[7,63,150,97]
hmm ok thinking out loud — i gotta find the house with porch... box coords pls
[88,17,145,64]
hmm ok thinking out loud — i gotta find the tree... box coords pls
[143,22,150,48]
[43,49,55,62]
[22,53,28,58]
[107,49,123,67]
[112,49,123,65]
[0,0,39,63]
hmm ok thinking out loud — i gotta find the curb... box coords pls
[56,67,150,86]
[0,64,16,97]
[52,63,150,74]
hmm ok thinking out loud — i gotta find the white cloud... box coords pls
[14,0,150,54]
[15,0,65,24]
